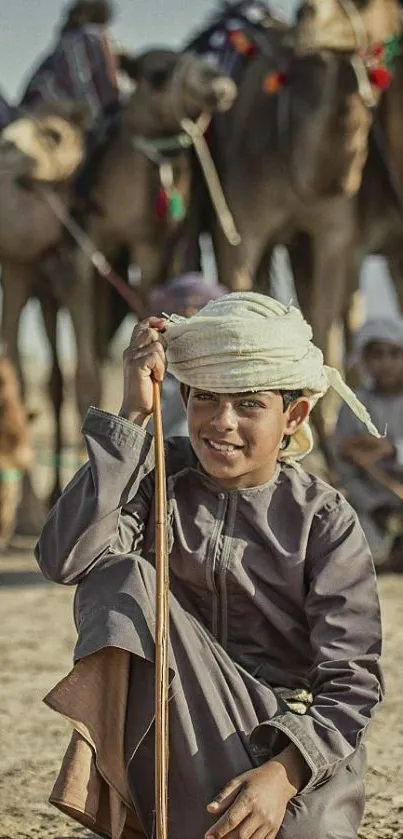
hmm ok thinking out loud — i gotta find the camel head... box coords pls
[1,100,88,183]
[295,0,402,53]
[289,0,403,197]
[119,49,237,132]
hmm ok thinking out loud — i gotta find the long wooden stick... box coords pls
[153,378,170,839]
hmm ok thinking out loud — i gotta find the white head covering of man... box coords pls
[164,292,380,461]
[355,316,403,356]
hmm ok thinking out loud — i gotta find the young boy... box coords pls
[36,293,383,839]
[333,317,403,570]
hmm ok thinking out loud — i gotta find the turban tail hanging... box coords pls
[164,293,380,461]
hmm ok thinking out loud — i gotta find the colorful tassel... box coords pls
[228,29,256,57]
[263,71,289,95]
[168,190,186,221]
[384,34,402,71]
[369,66,394,91]
[155,188,169,220]
[155,187,186,221]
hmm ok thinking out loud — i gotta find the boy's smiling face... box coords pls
[182,387,310,490]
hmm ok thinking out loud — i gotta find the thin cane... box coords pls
[153,378,170,839]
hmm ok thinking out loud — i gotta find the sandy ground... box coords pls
[1,358,403,839]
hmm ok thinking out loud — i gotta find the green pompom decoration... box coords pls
[385,35,403,71]
[168,190,186,221]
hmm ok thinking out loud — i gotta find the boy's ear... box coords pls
[180,383,190,407]
[284,397,311,436]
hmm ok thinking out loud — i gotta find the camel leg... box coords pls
[63,250,101,420]
[311,230,355,475]
[94,278,113,365]
[255,243,274,295]
[387,252,403,313]
[212,214,275,292]
[212,190,290,291]
[289,226,355,479]
[38,292,64,505]
[1,262,47,534]
[288,234,333,473]
[171,172,206,276]
[212,225,253,290]
[287,232,313,317]
[0,262,31,389]
[342,264,365,388]
[133,241,167,294]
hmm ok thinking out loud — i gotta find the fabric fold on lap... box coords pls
[45,647,145,839]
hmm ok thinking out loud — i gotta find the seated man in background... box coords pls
[333,317,403,572]
[147,273,226,438]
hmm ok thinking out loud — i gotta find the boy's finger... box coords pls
[128,317,167,345]
[206,787,249,838]
[207,778,243,813]
[148,316,167,327]
[125,343,166,365]
[143,351,166,381]
[129,329,167,353]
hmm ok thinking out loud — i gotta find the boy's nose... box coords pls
[210,402,237,432]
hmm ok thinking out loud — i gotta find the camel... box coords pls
[184,0,401,341]
[0,352,33,549]
[0,101,89,526]
[288,46,403,373]
[0,101,88,390]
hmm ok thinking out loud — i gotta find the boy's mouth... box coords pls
[203,438,244,456]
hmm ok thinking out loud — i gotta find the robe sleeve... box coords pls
[35,407,156,585]
[249,495,383,791]
[83,29,120,115]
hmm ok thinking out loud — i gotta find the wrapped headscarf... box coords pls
[164,292,380,461]
[355,317,403,355]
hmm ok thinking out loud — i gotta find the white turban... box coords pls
[164,292,380,461]
[355,317,403,355]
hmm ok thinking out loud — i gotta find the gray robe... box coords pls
[333,387,403,560]
[35,407,383,839]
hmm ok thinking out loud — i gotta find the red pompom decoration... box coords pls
[228,29,256,56]
[263,70,289,95]
[155,188,169,220]
[369,66,393,91]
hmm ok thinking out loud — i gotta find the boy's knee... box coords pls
[279,805,321,839]
[279,752,365,839]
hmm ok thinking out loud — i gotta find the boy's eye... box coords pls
[239,399,264,409]
[193,392,216,402]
